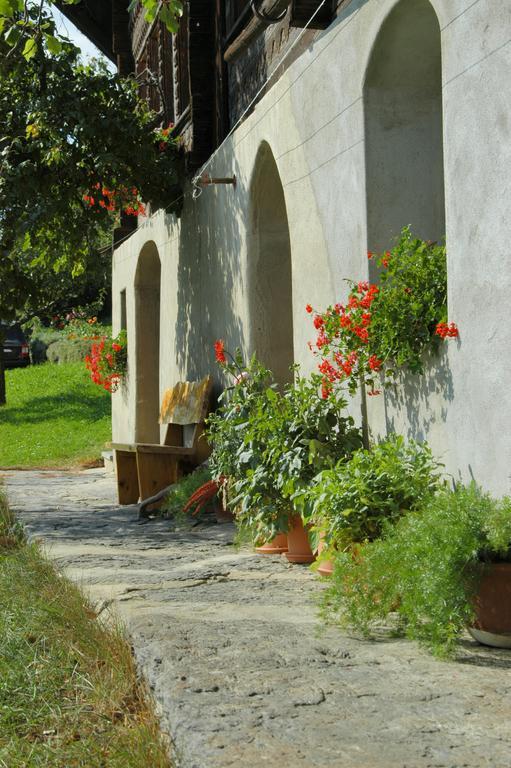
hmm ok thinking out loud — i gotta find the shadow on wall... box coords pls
[247,141,294,385]
[173,153,246,383]
[364,0,453,448]
[365,0,445,274]
[135,241,161,442]
[383,346,455,444]
[173,140,295,387]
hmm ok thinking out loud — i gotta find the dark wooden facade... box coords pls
[60,1,340,171]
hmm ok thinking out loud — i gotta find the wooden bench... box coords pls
[112,376,213,504]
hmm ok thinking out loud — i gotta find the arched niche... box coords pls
[364,0,445,256]
[248,142,294,384]
[134,241,161,442]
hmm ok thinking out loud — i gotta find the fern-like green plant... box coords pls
[322,483,511,657]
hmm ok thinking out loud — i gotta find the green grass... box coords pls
[0,362,111,468]
[0,488,171,768]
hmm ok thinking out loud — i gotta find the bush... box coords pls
[307,435,442,549]
[323,484,511,657]
[25,316,112,364]
[46,338,94,364]
[27,325,63,363]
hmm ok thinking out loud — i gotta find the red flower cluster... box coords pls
[155,122,176,152]
[307,281,382,396]
[368,354,382,371]
[214,339,227,364]
[85,333,127,393]
[435,322,459,339]
[308,241,457,401]
[83,183,146,217]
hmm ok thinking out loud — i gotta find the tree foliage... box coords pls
[0,1,184,407]
[0,38,182,320]
[0,1,183,63]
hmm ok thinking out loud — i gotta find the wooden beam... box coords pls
[55,0,115,61]
[224,0,292,63]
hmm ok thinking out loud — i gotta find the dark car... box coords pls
[1,323,30,368]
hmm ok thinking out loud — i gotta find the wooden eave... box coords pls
[56,0,116,61]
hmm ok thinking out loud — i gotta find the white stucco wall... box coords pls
[112,0,511,494]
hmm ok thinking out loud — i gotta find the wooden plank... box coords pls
[163,423,184,447]
[136,451,180,501]
[114,450,140,505]
[111,442,137,452]
[136,444,194,456]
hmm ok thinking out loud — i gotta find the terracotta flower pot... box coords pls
[317,559,334,576]
[285,515,316,564]
[255,533,288,555]
[469,563,511,648]
[316,535,333,577]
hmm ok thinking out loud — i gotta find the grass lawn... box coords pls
[0,362,111,468]
[0,487,170,768]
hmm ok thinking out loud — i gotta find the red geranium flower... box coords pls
[368,354,382,372]
[214,339,227,364]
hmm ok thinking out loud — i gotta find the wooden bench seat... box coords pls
[112,376,212,504]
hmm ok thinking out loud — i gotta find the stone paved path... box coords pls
[2,468,511,768]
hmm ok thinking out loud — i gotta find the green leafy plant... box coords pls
[323,483,511,657]
[207,349,273,484]
[207,344,362,544]
[0,44,182,274]
[307,435,442,551]
[128,0,183,34]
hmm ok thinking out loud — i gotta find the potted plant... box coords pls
[207,346,362,560]
[304,435,442,575]
[321,483,511,656]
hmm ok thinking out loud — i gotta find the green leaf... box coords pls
[0,0,17,17]
[0,2,11,15]
[4,23,21,46]
[159,6,180,33]
[44,34,62,55]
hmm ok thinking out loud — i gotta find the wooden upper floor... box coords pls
[60,1,346,170]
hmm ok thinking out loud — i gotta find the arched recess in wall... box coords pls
[134,241,161,443]
[364,0,445,259]
[248,142,294,384]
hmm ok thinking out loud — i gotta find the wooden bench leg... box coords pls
[114,450,140,504]
[136,451,181,501]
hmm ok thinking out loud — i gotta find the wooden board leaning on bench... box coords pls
[112,376,213,504]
